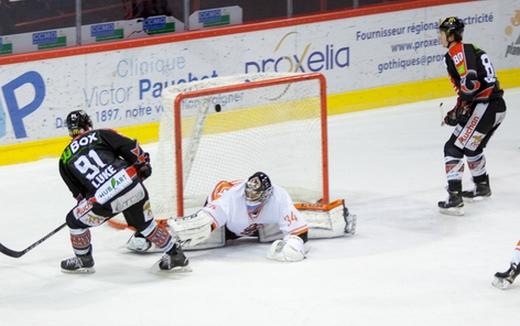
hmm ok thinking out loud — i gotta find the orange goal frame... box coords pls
[173,72,330,217]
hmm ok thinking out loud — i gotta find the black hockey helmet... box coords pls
[66,110,93,137]
[439,16,464,41]
[245,172,273,203]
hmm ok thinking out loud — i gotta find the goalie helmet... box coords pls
[439,16,464,41]
[66,110,93,137]
[245,172,273,204]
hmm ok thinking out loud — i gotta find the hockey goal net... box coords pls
[109,72,329,228]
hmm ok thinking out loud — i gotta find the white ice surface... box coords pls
[1,89,520,326]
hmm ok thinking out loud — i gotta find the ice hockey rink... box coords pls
[1,88,520,326]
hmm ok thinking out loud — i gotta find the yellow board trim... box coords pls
[1,67,519,166]
[182,98,320,136]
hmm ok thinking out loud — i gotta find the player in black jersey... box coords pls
[59,110,189,273]
[437,17,507,216]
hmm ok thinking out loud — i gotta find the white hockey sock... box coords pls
[70,228,91,256]
[444,156,464,181]
[144,223,174,253]
[466,153,487,178]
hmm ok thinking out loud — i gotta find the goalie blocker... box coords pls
[128,199,355,252]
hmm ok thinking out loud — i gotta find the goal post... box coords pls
[108,72,349,233]
[172,73,329,217]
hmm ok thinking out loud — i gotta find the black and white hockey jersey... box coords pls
[59,129,146,201]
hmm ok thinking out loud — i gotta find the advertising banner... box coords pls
[81,16,185,44]
[0,28,77,55]
[0,16,185,56]
[0,0,518,146]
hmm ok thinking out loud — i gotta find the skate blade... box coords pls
[463,195,490,203]
[438,207,464,216]
[150,261,192,274]
[61,267,96,274]
[492,277,512,290]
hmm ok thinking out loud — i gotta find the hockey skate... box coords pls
[61,252,95,274]
[462,176,491,201]
[492,263,519,290]
[438,191,464,216]
[152,244,191,273]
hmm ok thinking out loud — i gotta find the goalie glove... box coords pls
[266,235,307,262]
[169,210,214,247]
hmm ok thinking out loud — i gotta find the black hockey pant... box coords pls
[65,181,173,255]
[443,97,506,187]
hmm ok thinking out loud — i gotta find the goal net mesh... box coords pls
[147,72,328,218]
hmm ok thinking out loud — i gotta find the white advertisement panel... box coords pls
[0,28,76,55]
[0,0,518,145]
[189,6,243,30]
[0,16,185,56]
[81,16,185,44]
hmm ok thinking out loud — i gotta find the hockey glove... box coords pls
[137,152,152,179]
[444,107,459,126]
[456,101,473,125]
[444,98,471,126]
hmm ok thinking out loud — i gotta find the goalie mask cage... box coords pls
[109,72,330,228]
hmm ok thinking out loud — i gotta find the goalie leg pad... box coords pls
[266,235,306,262]
[182,227,226,250]
[126,219,226,253]
[170,210,214,247]
[126,232,152,253]
[126,220,157,253]
[344,207,357,235]
[304,201,356,239]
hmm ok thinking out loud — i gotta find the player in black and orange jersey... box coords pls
[437,16,506,216]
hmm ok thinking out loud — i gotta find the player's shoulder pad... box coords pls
[98,128,134,140]
[98,128,120,135]
[471,43,486,54]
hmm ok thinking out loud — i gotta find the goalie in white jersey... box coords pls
[127,172,309,262]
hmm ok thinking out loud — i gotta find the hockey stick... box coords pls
[0,222,67,258]
[0,165,140,258]
[438,102,445,126]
